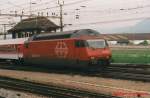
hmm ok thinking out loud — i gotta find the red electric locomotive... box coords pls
[21,29,111,67]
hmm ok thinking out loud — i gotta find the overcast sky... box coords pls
[0,0,149,33]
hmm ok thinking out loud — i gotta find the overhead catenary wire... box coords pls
[17,0,57,13]
[0,0,149,16]
[69,16,150,26]
[0,0,149,29]
[0,0,57,16]
[0,0,91,13]
[21,3,150,18]
[0,4,149,19]
[61,4,150,13]
[26,0,93,13]
[0,0,40,12]
[0,7,149,26]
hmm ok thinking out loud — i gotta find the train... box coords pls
[0,29,111,68]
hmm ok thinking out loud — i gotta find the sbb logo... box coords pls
[55,41,68,58]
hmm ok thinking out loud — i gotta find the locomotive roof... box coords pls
[32,29,100,41]
[0,38,28,45]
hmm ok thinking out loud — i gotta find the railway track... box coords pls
[102,64,149,82]
[0,76,119,98]
[110,63,150,68]
[102,64,150,82]
[0,62,150,82]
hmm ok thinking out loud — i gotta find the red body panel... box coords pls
[86,48,111,59]
[23,38,111,66]
[24,39,74,58]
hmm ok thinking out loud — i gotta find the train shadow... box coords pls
[0,62,149,82]
[0,62,106,76]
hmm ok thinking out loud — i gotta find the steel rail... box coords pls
[0,77,119,98]
[110,63,150,68]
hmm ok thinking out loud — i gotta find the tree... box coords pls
[139,40,148,45]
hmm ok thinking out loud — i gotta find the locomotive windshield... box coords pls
[87,39,107,48]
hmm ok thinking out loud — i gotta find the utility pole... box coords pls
[58,0,64,32]
[3,24,6,40]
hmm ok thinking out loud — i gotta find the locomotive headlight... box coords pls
[106,56,109,59]
[91,57,95,60]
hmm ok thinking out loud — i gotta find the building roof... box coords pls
[100,33,150,41]
[8,17,60,33]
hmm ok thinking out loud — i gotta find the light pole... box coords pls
[3,24,6,40]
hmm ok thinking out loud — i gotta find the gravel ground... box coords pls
[0,88,47,98]
[0,69,149,98]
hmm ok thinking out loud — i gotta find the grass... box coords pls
[112,49,150,64]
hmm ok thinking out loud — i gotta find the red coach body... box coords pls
[0,38,28,60]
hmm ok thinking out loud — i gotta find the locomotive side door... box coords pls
[75,40,85,63]
[75,39,89,66]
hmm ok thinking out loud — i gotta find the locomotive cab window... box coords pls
[75,40,88,47]
[86,39,106,48]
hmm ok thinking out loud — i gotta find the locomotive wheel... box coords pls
[12,58,24,65]
[97,60,110,69]
[103,60,110,66]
